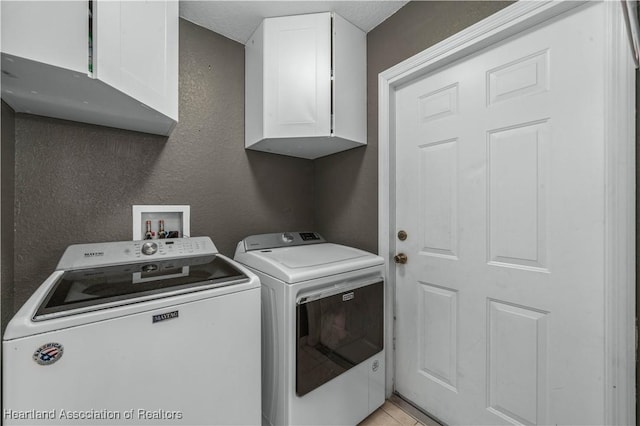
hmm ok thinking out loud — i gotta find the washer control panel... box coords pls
[243,232,325,251]
[56,237,217,270]
[129,239,208,259]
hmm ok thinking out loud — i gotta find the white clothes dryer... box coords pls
[234,232,385,426]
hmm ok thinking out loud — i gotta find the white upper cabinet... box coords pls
[1,1,178,136]
[245,12,366,160]
[1,1,88,74]
[94,1,178,122]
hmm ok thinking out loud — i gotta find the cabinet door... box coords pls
[95,0,178,120]
[264,13,331,139]
[1,1,88,74]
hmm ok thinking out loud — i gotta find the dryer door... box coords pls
[296,279,383,396]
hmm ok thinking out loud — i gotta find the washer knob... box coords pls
[281,232,294,243]
[141,242,158,255]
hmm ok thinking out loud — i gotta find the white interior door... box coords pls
[394,3,616,425]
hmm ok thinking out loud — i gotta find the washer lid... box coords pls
[236,243,383,283]
[34,254,249,321]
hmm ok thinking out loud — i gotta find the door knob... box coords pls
[394,253,408,264]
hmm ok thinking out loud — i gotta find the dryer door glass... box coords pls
[295,280,383,396]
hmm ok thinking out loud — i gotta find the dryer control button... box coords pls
[141,242,158,255]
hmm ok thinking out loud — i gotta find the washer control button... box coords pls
[141,242,158,255]
[281,232,294,244]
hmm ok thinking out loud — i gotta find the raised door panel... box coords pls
[487,120,548,271]
[418,139,458,259]
[417,282,458,392]
[487,300,548,425]
[96,0,178,121]
[1,1,87,74]
[263,13,331,139]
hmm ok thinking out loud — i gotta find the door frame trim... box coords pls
[377,1,636,424]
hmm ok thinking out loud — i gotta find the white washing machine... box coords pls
[3,237,261,425]
[234,232,385,426]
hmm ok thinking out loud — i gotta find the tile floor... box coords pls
[358,399,441,426]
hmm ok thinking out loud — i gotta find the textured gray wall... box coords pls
[315,1,513,253]
[2,101,15,331]
[10,19,314,311]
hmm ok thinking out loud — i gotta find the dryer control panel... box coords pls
[243,232,325,251]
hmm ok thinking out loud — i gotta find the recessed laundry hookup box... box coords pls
[132,205,190,240]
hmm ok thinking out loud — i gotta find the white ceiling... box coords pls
[179,1,409,44]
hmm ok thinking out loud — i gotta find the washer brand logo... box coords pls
[83,251,104,257]
[33,343,64,366]
[342,292,355,302]
[153,311,179,323]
